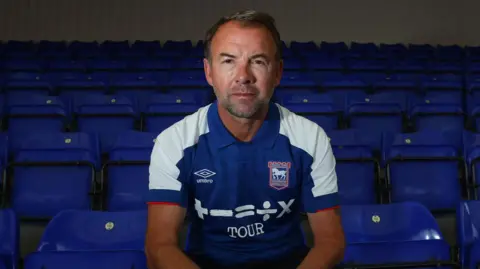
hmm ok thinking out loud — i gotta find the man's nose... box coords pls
[235,63,254,85]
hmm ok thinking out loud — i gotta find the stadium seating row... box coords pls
[0,201,478,269]
[0,40,479,62]
[0,90,474,130]
[0,58,477,73]
[0,129,478,218]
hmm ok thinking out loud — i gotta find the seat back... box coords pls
[106,131,156,211]
[384,131,462,210]
[143,93,203,133]
[74,94,137,152]
[12,132,100,218]
[281,93,338,131]
[342,202,443,243]
[409,92,464,132]
[342,202,451,266]
[7,95,66,134]
[328,129,377,204]
[37,210,147,251]
[347,92,406,134]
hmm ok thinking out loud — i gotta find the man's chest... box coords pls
[184,144,304,228]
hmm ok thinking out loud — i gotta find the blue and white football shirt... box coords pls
[148,101,339,266]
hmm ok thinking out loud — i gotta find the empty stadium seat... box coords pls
[109,74,160,111]
[3,80,52,97]
[24,251,147,269]
[37,210,147,251]
[10,132,100,218]
[280,92,339,131]
[142,93,205,133]
[328,129,380,204]
[457,200,480,269]
[320,75,368,108]
[341,202,455,268]
[420,74,463,99]
[345,92,407,135]
[409,92,464,132]
[104,131,156,211]
[382,131,465,211]
[6,94,67,135]
[73,94,138,153]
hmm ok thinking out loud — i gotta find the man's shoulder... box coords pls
[154,104,211,151]
[275,103,328,157]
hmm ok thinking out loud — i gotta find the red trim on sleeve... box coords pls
[147,202,180,206]
[316,205,340,212]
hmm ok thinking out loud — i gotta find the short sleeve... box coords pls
[302,128,339,213]
[147,131,189,207]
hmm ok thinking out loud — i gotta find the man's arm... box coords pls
[299,125,345,269]
[297,207,345,269]
[145,129,199,269]
[145,204,200,269]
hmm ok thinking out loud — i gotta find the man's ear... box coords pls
[204,58,214,87]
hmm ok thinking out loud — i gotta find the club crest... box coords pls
[268,161,291,190]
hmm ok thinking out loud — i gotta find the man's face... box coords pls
[204,21,283,119]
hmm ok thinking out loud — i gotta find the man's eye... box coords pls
[222,59,233,64]
[254,60,266,65]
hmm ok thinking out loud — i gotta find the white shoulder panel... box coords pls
[149,104,211,191]
[276,104,338,197]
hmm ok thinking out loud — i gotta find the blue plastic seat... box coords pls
[2,60,43,72]
[168,71,209,87]
[342,202,453,268]
[104,132,156,211]
[457,201,480,269]
[3,80,52,97]
[57,80,108,106]
[88,60,127,72]
[372,74,419,99]
[109,76,160,112]
[74,94,137,153]
[383,131,464,211]
[24,251,147,269]
[320,74,368,109]
[280,92,339,131]
[10,132,100,218]
[279,71,316,88]
[37,209,147,251]
[346,92,406,135]
[142,93,203,133]
[420,74,463,100]
[328,129,379,204]
[6,94,67,136]
[409,92,464,132]
[177,57,203,70]
[48,60,86,72]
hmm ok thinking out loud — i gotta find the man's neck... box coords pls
[217,104,269,142]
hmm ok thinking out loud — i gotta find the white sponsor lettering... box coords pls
[194,199,295,221]
[210,209,233,217]
[194,199,208,219]
[277,199,295,219]
[227,222,265,238]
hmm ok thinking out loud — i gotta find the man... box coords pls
[145,10,345,269]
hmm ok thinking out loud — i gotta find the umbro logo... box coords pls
[194,169,216,184]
